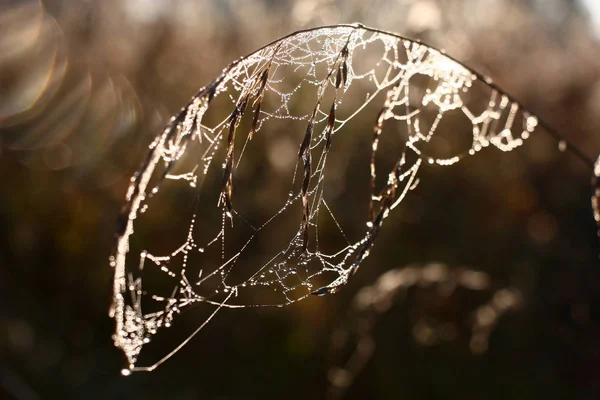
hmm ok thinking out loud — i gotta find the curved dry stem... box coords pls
[326,263,522,400]
[110,24,587,373]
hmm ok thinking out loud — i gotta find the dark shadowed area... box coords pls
[2,1,600,399]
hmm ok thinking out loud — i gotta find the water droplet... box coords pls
[526,115,538,131]
[558,140,567,152]
[121,369,132,376]
[366,221,373,228]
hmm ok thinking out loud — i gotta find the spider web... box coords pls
[109,24,540,373]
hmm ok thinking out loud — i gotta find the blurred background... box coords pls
[2,0,600,399]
